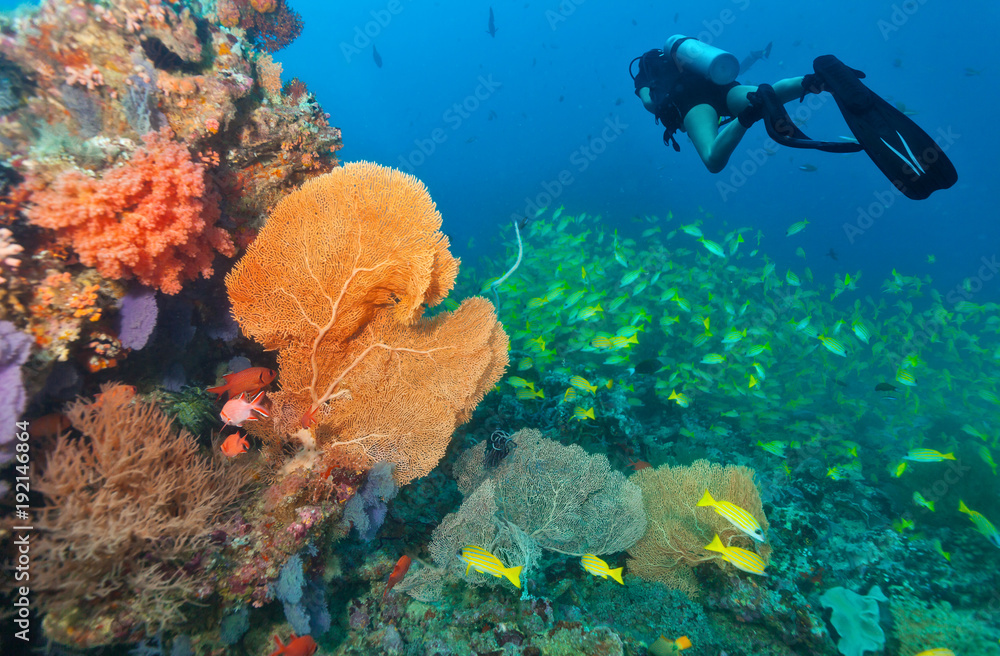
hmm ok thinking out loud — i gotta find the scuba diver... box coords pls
[630,36,957,200]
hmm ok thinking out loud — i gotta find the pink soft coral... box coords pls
[25,129,235,294]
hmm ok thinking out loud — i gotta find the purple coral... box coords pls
[0,321,32,464]
[116,286,158,350]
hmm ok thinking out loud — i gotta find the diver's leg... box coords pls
[726,77,808,115]
[684,104,746,174]
[772,76,807,103]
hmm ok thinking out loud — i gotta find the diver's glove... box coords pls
[737,91,766,128]
[799,61,866,101]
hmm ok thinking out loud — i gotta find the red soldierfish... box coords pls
[220,391,269,427]
[207,367,276,400]
[220,432,250,457]
[384,555,412,600]
[268,634,317,656]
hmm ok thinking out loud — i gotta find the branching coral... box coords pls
[627,460,770,598]
[226,162,508,484]
[24,128,235,294]
[34,384,246,646]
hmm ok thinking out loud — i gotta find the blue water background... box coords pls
[278,0,997,302]
[1,0,995,301]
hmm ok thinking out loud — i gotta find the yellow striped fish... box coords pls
[573,406,595,421]
[591,336,612,349]
[516,387,544,401]
[459,545,523,588]
[570,376,599,394]
[903,449,955,462]
[581,554,624,584]
[958,500,1000,548]
[704,534,767,575]
[668,389,690,408]
[914,650,955,656]
[697,490,765,542]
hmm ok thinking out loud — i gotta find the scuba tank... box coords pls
[664,35,739,85]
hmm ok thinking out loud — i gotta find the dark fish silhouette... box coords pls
[487,7,498,37]
[826,248,838,261]
[373,45,382,68]
[799,164,818,172]
[875,382,897,392]
[739,41,773,74]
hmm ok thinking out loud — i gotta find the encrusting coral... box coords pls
[33,384,245,646]
[226,162,509,485]
[627,459,770,598]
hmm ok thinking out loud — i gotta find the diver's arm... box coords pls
[639,87,655,113]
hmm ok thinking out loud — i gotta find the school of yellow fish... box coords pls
[443,205,999,653]
[453,205,999,556]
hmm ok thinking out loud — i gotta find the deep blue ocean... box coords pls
[1,0,994,298]
[272,0,997,303]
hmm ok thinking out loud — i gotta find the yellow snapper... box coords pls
[914,650,955,656]
[620,269,643,286]
[757,440,786,457]
[562,290,586,309]
[698,238,726,258]
[851,320,872,344]
[912,491,935,511]
[704,534,767,575]
[980,446,997,475]
[580,554,624,584]
[680,223,703,237]
[818,335,848,357]
[608,295,629,312]
[700,353,727,365]
[722,329,747,344]
[895,369,917,387]
[570,376,599,394]
[610,335,638,350]
[507,376,533,389]
[591,336,612,349]
[668,389,690,407]
[958,500,1000,548]
[786,270,801,286]
[785,219,810,236]
[516,387,544,400]
[697,490,766,542]
[517,357,533,371]
[459,545,522,588]
[573,406,595,421]
[903,449,955,462]
[745,342,771,357]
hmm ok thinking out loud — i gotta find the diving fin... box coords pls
[811,54,957,200]
[750,84,863,154]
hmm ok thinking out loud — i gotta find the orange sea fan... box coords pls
[226,162,506,484]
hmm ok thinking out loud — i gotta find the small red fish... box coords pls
[269,633,317,656]
[220,432,250,457]
[384,555,412,600]
[207,367,277,400]
[627,457,651,471]
[220,391,269,427]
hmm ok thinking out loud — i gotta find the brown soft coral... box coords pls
[33,385,246,647]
